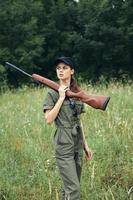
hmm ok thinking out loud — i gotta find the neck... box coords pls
[60,78,71,88]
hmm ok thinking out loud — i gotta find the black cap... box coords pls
[54,56,75,69]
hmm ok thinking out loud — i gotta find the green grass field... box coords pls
[0,83,133,200]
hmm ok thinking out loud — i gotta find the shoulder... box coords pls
[47,88,58,96]
[46,88,59,101]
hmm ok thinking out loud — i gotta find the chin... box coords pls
[59,76,65,80]
[61,77,69,81]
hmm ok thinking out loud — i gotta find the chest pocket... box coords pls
[61,99,83,116]
[60,101,72,118]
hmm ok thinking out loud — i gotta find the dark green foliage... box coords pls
[0,0,133,87]
[0,0,44,86]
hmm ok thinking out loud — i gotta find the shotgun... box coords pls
[5,62,110,110]
[32,74,110,111]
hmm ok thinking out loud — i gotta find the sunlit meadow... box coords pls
[0,82,133,200]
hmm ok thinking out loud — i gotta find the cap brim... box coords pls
[54,58,70,66]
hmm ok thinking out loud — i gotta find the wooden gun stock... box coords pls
[32,74,110,111]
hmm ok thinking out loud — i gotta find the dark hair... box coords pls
[70,76,81,93]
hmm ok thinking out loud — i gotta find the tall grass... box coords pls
[0,83,133,200]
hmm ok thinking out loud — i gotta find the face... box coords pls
[56,63,74,81]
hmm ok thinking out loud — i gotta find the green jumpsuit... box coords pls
[43,89,85,200]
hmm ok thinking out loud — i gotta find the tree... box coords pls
[0,0,133,87]
[0,0,44,86]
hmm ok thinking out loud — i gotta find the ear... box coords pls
[71,69,74,75]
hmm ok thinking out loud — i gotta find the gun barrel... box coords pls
[5,62,32,78]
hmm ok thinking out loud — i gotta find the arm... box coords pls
[45,86,68,124]
[45,97,64,124]
[80,118,93,160]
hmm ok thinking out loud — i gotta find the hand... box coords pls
[58,85,69,99]
[84,145,93,161]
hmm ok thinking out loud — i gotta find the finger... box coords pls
[59,86,68,90]
[86,152,93,161]
[64,86,69,90]
[64,87,69,91]
[86,155,92,161]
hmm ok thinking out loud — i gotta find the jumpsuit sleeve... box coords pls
[43,90,56,112]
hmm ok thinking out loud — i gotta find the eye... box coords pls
[56,66,61,70]
[63,66,69,70]
[56,65,70,70]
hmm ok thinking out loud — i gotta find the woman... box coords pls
[43,56,92,200]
